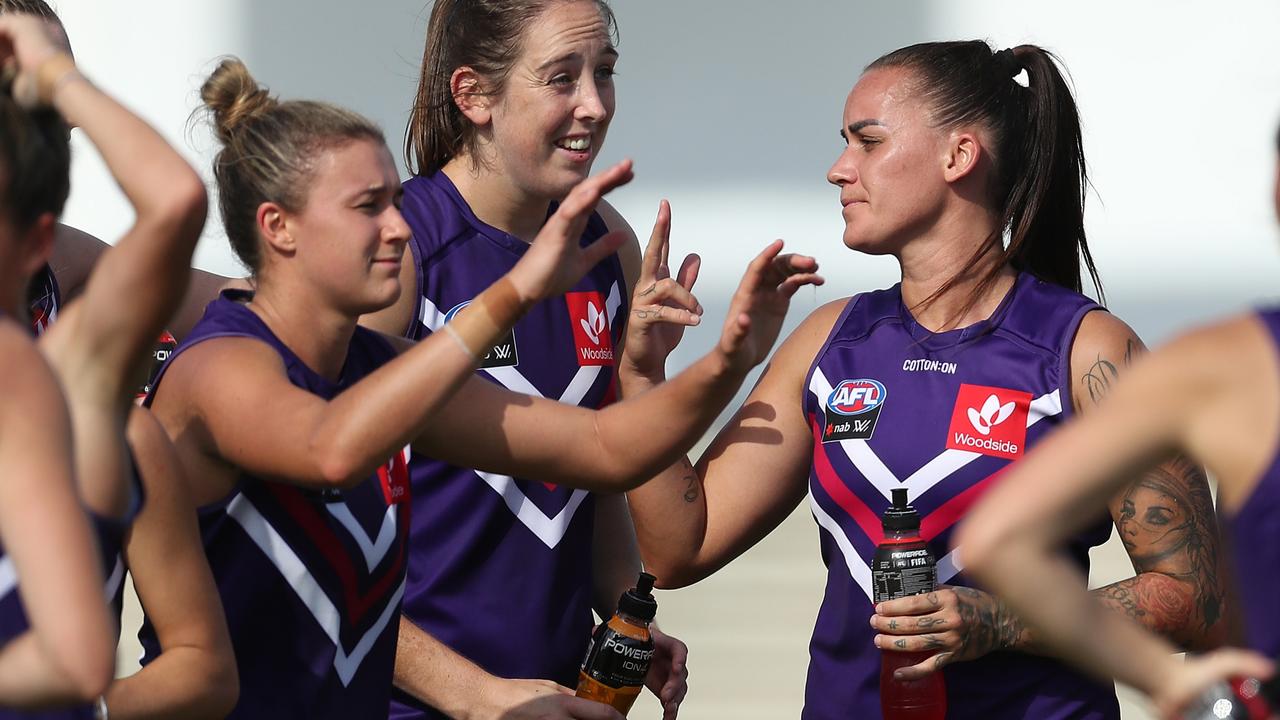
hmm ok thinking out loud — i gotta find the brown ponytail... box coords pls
[868,40,1103,311]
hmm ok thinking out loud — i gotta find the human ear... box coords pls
[257,202,296,256]
[451,66,491,126]
[943,131,983,184]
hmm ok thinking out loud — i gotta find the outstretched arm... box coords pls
[411,240,822,495]
[958,315,1274,717]
[158,162,635,492]
[872,312,1230,680]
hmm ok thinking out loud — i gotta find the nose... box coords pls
[575,77,609,123]
[385,206,412,246]
[827,146,857,188]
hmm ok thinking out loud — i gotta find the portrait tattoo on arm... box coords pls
[1082,338,1226,647]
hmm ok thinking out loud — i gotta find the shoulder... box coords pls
[49,223,110,300]
[773,296,855,369]
[160,334,287,401]
[0,321,60,401]
[1070,310,1143,369]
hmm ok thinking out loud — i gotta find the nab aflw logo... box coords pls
[823,378,887,442]
[444,300,518,368]
[945,384,1031,460]
[566,291,614,367]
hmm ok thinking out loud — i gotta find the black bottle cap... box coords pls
[618,572,658,622]
[882,488,920,532]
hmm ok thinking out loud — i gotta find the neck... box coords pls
[896,209,1015,332]
[442,155,550,243]
[246,273,357,381]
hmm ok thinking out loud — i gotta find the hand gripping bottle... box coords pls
[575,572,657,716]
[1184,675,1280,719]
[873,488,947,720]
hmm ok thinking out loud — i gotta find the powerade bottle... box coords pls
[575,572,657,716]
[873,488,946,720]
[1184,675,1280,719]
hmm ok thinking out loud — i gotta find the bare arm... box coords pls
[412,241,822,496]
[102,408,237,720]
[48,224,233,341]
[1070,312,1227,651]
[0,329,113,707]
[394,619,623,720]
[959,315,1276,715]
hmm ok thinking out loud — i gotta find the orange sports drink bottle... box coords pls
[575,572,657,716]
[873,488,946,720]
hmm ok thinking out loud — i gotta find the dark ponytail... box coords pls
[404,0,617,176]
[868,40,1103,307]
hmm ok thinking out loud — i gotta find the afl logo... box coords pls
[826,379,886,416]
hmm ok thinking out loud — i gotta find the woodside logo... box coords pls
[945,383,1031,460]
[566,291,614,367]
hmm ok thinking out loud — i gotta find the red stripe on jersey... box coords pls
[809,416,883,545]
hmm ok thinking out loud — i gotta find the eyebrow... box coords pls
[535,46,619,73]
[350,183,401,202]
[846,119,885,134]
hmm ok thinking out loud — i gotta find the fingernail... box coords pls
[690,314,701,325]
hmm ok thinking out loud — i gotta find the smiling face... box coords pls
[285,138,410,316]
[826,67,957,256]
[482,0,617,201]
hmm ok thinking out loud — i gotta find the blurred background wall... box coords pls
[50,1,1280,717]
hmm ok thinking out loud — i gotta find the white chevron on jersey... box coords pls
[807,367,1062,602]
[0,556,13,600]
[416,283,623,549]
[226,493,405,685]
[104,554,125,601]
[327,504,399,574]
[809,367,1062,502]
[0,551,126,605]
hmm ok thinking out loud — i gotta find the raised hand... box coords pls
[508,160,635,304]
[716,240,822,374]
[619,200,702,382]
[870,585,1029,680]
[644,626,690,719]
[1152,649,1274,720]
[0,13,73,109]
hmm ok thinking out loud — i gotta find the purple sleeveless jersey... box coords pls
[802,274,1118,719]
[140,292,411,719]
[388,172,626,719]
[0,277,139,720]
[1225,308,1280,659]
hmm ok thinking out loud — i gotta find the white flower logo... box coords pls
[580,301,606,345]
[967,394,1015,435]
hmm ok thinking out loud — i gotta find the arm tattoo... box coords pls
[1109,455,1225,646]
[676,459,699,503]
[953,587,1026,657]
[1081,339,1141,406]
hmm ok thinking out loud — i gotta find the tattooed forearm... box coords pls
[953,587,1029,656]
